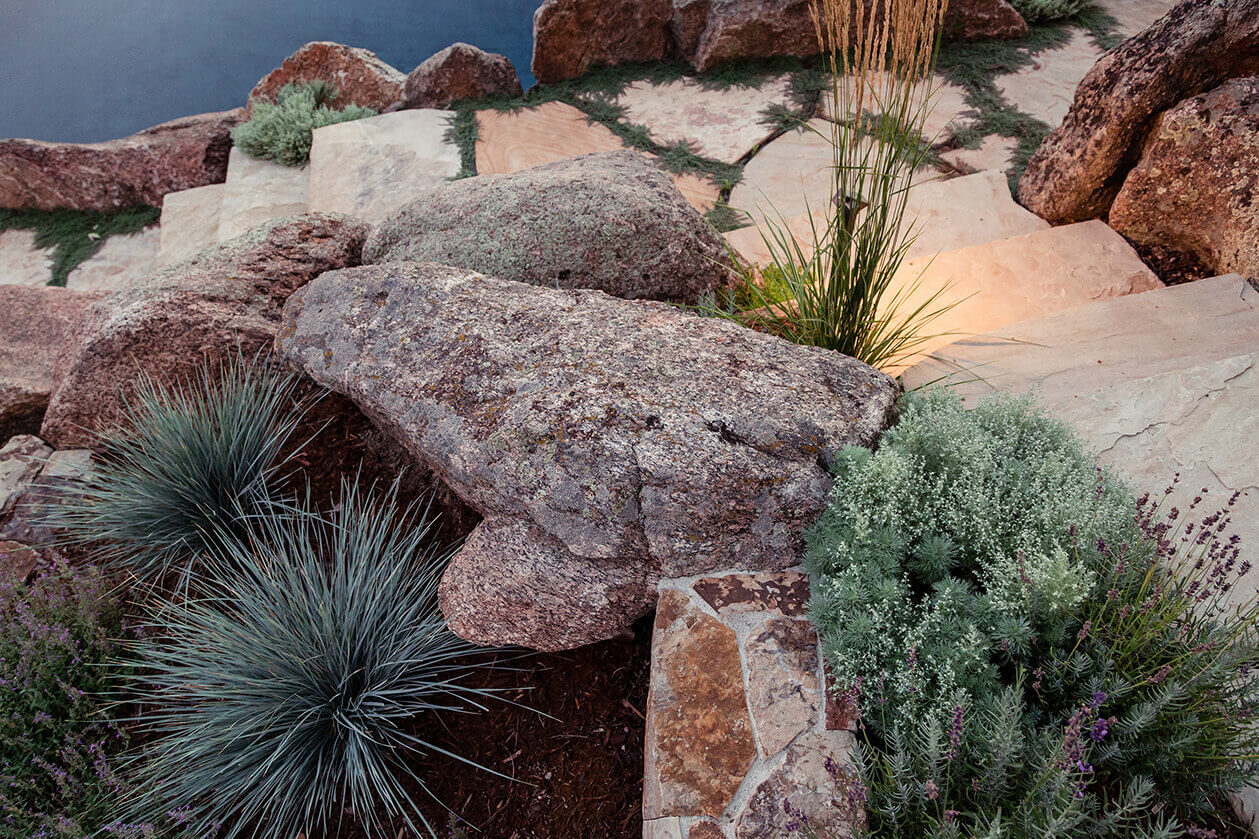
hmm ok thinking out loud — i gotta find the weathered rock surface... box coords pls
[0,436,51,522]
[0,541,38,584]
[0,110,242,212]
[403,43,522,109]
[247,42,405,113]
[746,618,821,755]
[733,731,861,838]
[1019,0,1259,223]
[159,184,224,267]
[1109,77,1259,279]
[364,151,735,303]
[0,286,103,438]
[276,263,899,649]
[942,0,1029,41]
[1,447,95,547]
[41,213,369,448]
[645,589,758,817]
[531,0,674,83]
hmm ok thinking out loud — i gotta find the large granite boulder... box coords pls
[678,0,1026,72]
[275,262,899,650]
[40,214,369,448]
[1109,77,1259,279]
[0,109,242,212]
[363,151,736,303]
[0,286,104,439]
[531,0,674,83]
[1019,0,1259,223]
[247,42,405,113]
[403,43,523,109]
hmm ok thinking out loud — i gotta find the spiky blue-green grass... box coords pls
[120,482,520,839]
[48,359,305,583]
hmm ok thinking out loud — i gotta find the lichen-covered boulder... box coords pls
[403,43,522,109]
[0,286,104,439]
[1019,0,1259,223]
[247,42,405,114]
[0,110,242,212]
[531,0,674,83]
[1109,77,1259,279]
[40,213,370,448]
[363,151,736,303]
[275,262,899,650]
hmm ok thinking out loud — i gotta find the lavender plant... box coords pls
[806,389,1258,836]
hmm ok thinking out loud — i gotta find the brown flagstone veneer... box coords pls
[692,570,810,617]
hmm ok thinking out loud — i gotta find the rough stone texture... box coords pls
[886,220,1163,372]
[0,229,52,287]
[364,151,735,303]
[745,618,821,755]
[0,109,242,212]
[689,822,726,839]
[247,42,405,113]
[0,436,51,522]
[276,263,898,649]
[645,818,686,839]
[1,448,95,546]
[403,43,522,109]
[65,226,161,291]
[1019,0,1259,224]
[216,148,310,242]
[0,541,38,584]
[902,274,1258,614]
[0,286,103,439]
[307,109,460,225]
[531,0,673,83]
[732,731,860,839]
[158,184,224,267]
[475,102,626,175]
[615,75,794,165]
[644,589,757,818]
[995,29,1104,129]
[1109,77,1259,279]
[41,213,368,448]
[680,0,1026,72]
[692,570,810,617]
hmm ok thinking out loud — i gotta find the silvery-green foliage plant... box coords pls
[1010,0,1091,22]
[233,81,376,166]
[120,481,520,839]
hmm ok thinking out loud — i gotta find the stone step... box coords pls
[0,229,53,287]
[643,571,858,839]
[158,183,224,267]
[902,274,1258,614]
[475,101,720,212]
[724,169,1049,267]
[216,146,309,242]
[308,109,460,225]
[885,219,1162,373]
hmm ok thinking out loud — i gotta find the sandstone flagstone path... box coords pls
[615,75,794,164]
[817,73,974,144]
[941,135,1019,176]
[159,183,223,267]
[1097,0,1179,38]
[216,147,309,241]
[726,119,840,227]
[308,109,460,224]
[995,29,1105,128]
[65,226,160,291]
[644,571,860,839]
[0,230,52,287]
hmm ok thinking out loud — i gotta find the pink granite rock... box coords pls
[247,42,405,113]
[403,43,522,109]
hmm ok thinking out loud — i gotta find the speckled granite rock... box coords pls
[0,109,242,212]
[247,41,404,113]
[403,43,522,108]
[1019,0,1259,223]
[0,286,103,438]
[41,213,369,448]
[275,262,899,649]
[364,151,735,303]
[531,0,673,83]
[1110,77,1259,278]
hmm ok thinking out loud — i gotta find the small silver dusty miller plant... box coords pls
[803,389,1259,838]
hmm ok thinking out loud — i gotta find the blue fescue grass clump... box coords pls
[48,361,306,584]
[232,81,376,166]
[119,480,518,839]
[805,389,1259,837]
[0,558,128,838]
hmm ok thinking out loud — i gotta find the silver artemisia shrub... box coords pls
[805,389,1259,837]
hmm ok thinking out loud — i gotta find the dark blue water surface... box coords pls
[1,0,539,143]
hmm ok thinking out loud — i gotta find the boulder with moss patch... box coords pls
[247,42,405,115]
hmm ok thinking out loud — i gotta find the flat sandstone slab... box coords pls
[216,147,309,242]
[0,229,52,287]
[158,183,224,267]
[995,29,1104,127]
[66,226,161,291]
[308,109,460,224]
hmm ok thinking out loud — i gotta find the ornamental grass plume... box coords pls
[702,0,956,370]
